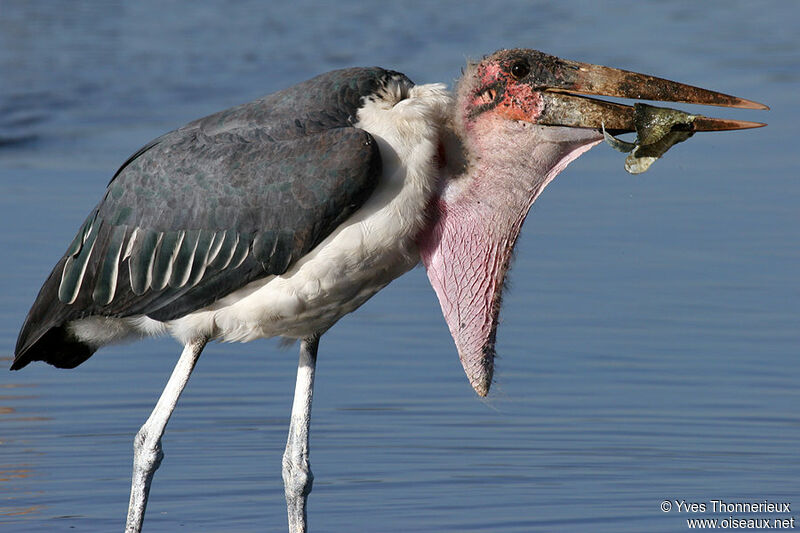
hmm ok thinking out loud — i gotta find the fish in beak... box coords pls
[419,48,767,396]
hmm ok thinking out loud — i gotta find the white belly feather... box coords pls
[68,83,452,349]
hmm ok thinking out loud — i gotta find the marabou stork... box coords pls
[11,49,767,532]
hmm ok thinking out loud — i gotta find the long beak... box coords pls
[530,52,768,133]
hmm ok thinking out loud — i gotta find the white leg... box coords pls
[283,336,319,533]
[125,338,207,533]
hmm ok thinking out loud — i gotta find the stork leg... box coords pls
[125,338,208,533]
[283,335,319,533]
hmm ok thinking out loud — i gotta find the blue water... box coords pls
[1,1,798,532]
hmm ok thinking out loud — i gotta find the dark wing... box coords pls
[13,124,381,370]
[13,66,414,370]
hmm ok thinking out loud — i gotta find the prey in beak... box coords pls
[419,48,767,396]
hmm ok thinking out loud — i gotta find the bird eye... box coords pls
[510,61,530,80]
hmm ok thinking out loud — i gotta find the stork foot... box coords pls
[282,444,314,533]
[125,428,165,532]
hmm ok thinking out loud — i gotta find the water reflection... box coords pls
[0,380,47,520]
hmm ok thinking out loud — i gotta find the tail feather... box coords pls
[11,326,95,370]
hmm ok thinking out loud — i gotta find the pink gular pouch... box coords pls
[418,124,600,396]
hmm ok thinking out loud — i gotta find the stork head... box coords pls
[419,48,767,396]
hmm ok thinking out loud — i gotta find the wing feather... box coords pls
[204,230,227,266]
[208,231,238,271]
[129,229,160,295]
[92,224,128,305]
[151,231,184,291]
[168,229,201,289]
[59,217,100,304]
[14,66,406,370]
[186,230,216,287]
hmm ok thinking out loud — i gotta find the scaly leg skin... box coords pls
[125,338,207,533]
[283,335,320,533]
